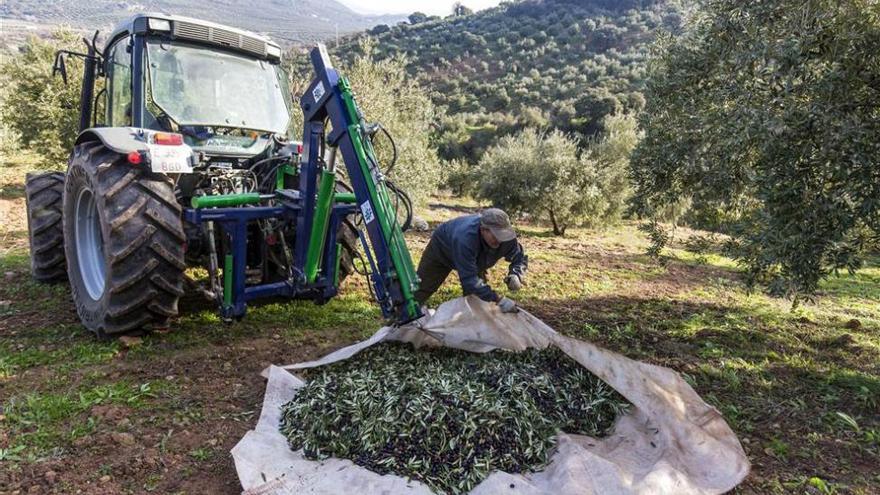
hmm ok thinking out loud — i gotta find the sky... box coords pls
[336,0,503,16]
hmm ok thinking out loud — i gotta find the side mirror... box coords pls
[52,51,68,85]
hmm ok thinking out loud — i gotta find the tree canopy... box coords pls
[0,31,84,166]
[477,114,639,235]
[408,12,428,25]
[631,0,880,298]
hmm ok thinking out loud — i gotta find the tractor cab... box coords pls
[65,13,292,156]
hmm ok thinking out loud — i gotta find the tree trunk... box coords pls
[548,209,566,236]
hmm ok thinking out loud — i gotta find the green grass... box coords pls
[188,447,214,462]
[3,380,166,460]
[0,338,120,378]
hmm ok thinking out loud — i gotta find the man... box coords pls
[414,208,527,313]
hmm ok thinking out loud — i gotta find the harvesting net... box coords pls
[233,296,749,495]
[279,343,630,493]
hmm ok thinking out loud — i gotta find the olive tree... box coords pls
[408,12,429,25]
[286,39,441,206]
[343,41,440,206]
[631,0,880,299]
[0,30,83,166]
[475,129,597,235]
[583,113,640,222]
[453,2,474,16]
[442,158,477,197]
[476,129,579,235]
[477,115,639,235]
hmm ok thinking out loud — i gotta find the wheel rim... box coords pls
[74,188,106,300]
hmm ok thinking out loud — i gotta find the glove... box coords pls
[497,296,519,313]
[504,274,522,291]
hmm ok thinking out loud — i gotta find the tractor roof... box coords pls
[105,13,282,61]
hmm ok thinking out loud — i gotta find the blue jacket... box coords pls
[430,214,528,302]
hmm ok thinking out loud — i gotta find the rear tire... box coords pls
[63,142,186,337]
[25,171,67,281]
[337,218,359,281]
[334,181,359,283]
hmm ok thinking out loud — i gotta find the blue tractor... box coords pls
[25,14,423,338]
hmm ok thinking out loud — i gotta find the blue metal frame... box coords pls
[300,46,415,322]
[183,203,356,319]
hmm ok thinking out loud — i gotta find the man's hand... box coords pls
[504,274,522,291]
[497,296,519,313]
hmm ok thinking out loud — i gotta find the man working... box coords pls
[414,208,527,313]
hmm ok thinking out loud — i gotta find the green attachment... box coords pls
[338,77,421,320]
[223,254,233,308]
[334,192,357,204]
[276,162,297,190]
[192,193,263,209]
[304,169,337,283]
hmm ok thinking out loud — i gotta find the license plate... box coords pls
[148,144,194,174]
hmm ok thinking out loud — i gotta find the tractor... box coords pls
[25,13,423,338]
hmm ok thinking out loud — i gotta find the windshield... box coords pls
[145,40,290,134]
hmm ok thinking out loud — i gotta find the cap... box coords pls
[480,208,516,242]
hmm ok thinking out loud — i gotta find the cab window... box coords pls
[106,37,132,126]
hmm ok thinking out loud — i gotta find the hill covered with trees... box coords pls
[331,0,684,163]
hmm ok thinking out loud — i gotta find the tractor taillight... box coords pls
[127,151,143,164]
[153,132,184,146]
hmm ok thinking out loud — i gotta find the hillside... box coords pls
[333,0,684,162]
[0,0,402,45]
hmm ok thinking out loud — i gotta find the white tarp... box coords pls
[233,296,750,494]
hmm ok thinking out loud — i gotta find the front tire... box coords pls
[63,143,186,337]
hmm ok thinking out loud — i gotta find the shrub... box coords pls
[0,30,83,167]
[477,114,639,235]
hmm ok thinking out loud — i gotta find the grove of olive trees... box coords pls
[631,0,880,298]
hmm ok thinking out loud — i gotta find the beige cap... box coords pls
[480,208,516,242]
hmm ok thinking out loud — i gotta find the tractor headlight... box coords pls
[148,18,172,32]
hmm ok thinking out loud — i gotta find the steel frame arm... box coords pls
[298,44,423,324]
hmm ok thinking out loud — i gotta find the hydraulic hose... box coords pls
[385,179,413,232]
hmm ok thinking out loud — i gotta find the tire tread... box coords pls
[64,143,186,336]
[25,171,67,281]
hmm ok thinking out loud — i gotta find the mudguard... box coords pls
[75,127,195,174]
[74,127,150,155]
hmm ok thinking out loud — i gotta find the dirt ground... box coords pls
[1,183,878,494]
